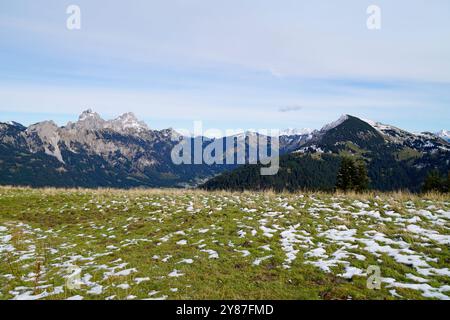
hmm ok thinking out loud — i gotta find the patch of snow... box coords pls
[200,249,219,259]
[252,255,273,266]
[168,269,184,277]
[321,115,349,132]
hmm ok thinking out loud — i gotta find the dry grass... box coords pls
[0,185,448,201]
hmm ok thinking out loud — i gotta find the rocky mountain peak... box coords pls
[107,112,149,133]
[78,109,101,121]
[70,109,149,133]
[75,109,106,130]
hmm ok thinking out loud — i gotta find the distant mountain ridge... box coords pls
[1,111,448,190]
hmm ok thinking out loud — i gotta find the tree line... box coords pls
[201,152,449,194]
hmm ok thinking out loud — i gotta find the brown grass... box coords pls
[0,185,448,201]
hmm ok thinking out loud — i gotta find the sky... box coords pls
[0,0,449,133]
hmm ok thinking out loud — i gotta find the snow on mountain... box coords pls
[435,130,450,142]
[73,109,106,131]
[78,109,100,122]
[320,115,349,132]
[68,109,149,133]
[362,117,411,137]
[360,118,413,142]
[211,128,312,139]
[6,121,25,128]
[106,112,149,133]
[360,118,449,152]
[362,118,435,141]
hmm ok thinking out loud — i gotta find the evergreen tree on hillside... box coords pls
[354,161,370,192]
[422,170,444,193]
[336,157,369,192]
[336,157,354,191]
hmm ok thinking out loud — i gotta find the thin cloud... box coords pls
[279,106,304,113]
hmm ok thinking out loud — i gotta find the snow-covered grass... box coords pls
[0,187,448,300]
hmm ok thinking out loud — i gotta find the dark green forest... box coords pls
[201,152,449,193]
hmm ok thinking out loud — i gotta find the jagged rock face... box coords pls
[66,109,148,133]
[21,111,165,167]
[0,111,194,187]
[25,121,64,163]
[73,109,106,131]
[106,112,149,133]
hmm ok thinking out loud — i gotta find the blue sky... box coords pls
[0,0,449,132]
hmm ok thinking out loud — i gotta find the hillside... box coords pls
[202,116,450,192]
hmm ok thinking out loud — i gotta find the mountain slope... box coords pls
[202,153,341,192]
[202,115,450,192]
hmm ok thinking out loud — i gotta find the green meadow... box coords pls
[0,187,448,300]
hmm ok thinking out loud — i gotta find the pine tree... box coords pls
[355,160,369,192]
[422,170,444,193]
[336,157,369,192]
[336,157,354,191]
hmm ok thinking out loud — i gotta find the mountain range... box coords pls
[0,111,448,191]
[202,115,450,192]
